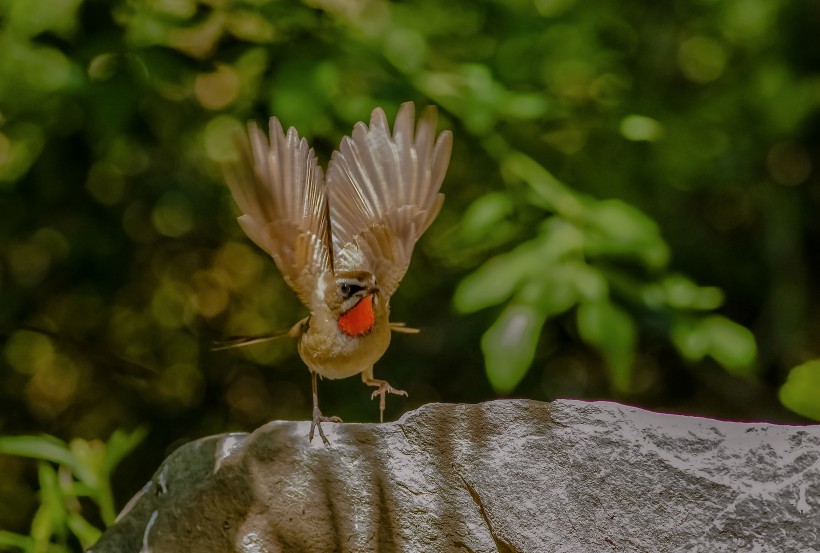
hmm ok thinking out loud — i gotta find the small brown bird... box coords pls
[221,102,452,443]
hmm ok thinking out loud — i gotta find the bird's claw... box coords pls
[370,382,408,423]
[309,406,342,445]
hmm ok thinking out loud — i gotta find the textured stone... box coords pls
[90,400,820,552]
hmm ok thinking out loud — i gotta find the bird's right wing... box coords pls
[224,118,331,306]
[326,103,452,298]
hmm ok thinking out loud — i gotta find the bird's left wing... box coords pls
[326,102,452,298]
[223,118,332,307]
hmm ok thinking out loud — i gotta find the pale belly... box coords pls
[298,321,391,380]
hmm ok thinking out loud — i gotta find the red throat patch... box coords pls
[338,295,375,337]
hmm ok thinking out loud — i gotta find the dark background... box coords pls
[1,0,819,544]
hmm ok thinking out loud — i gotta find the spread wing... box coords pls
[326,102,453,298]
[223,118,331,306]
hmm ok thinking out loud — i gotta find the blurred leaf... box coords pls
[501,152,585,218]
[0,435,74,468]
[570,265,608,303]
[481,303,546,394]
[0,530,33,550]
[577,299,636,392]
[457,192,515,247]
[658,274,724,310]
[582,199,670,269]
[454,249,532,313]
[66,512,102,548]
[779,360,820,421]
[67,439,104,498]
[454,219,583,313]
[673,316,757,376]
[5,0,83,38]
[31,462,64,551]
[520,266,579,317]
[104,427,148,473]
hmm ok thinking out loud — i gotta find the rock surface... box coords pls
[90,400,819,552]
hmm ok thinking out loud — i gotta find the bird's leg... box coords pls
[361,366,408,423]
[309,371,342,445]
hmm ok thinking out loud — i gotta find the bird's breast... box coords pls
[337,295,375,337]
[298,302,391,379]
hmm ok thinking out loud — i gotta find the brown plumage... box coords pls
[222,102,452,443]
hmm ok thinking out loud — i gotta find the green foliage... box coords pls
[0,428,146,552]
[577,299,636,393]
[454,149,757,393]
[779,360,820,421]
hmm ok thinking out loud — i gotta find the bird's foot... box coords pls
[369,381,408,423]
[309,406,342,445]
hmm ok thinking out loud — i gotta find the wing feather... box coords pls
[223,118,331,306]
[326,102,452,297]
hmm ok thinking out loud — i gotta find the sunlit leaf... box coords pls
[501,152,584,218]
[582,199,670,269]
[519,267,579,317]
[481,303,546,394]
[104,427,148,473]
[32,462,64,549]
[672,316,757,376]
[66,512,102,548]
[457,192,514,246]
[779,360,820,421]
[68,439,104,493]
[454,239,543,313]
[660,274,724,310]
[0,530,33,550]
[577,299,636,392]
[454,219,583,313]
[0,435,74,467]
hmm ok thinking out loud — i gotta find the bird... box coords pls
[220,102,452,444]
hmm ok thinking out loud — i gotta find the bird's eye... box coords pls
[339,282,364,298]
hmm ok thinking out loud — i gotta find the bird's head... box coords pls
[326,271,380,336]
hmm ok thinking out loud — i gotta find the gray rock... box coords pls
[90,400,820,552]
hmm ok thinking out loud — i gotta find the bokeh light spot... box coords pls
[151,191,193,237]
[86,162,125,205]
[24,356,81,421]
[195,65,240,110]
[620,114,664,142]
[384,28,427,73]
[7,241,51,286]
[678,36,727,83]
[4,331,55,375]
[767,141,811,186]
[204,115,242,163]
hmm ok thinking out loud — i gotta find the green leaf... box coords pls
[0,435,74,467]
[481,303,546,394]
[457,192,514,247]
[660,274,724,310]
[518,267,579,317]
[67,439,103,493]
[454,220,584,313]
[0,530,33,550]
[31,462,65,550]
[66,513,102,548]
[779,360,820,421]
[454,250,531,313]
[500,152,585,218]
[672,316,757,376]
[104,427,148,473]
[582,199,671,269]
[577,299,636,392]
